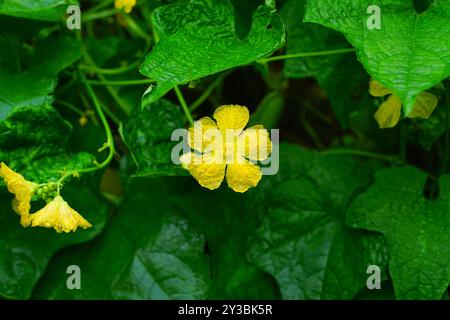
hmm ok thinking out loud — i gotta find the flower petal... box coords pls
[407,92,438,119]
[374,94,402,129]
[226,158,262,193]
[0,162,37,216]
[188,117,221,153]
[180,152,226,190]
[237,125,272,161]
[213,105,249,134]
[30,196,92,233]
[369,80,392,97]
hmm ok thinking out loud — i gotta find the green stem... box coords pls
[76,71,116,174]
[54,100,84,116]
[120,12,152,43]
[85,0,115,13]
[87,79,154,86]
[321,148,399,163]
[174,86,194,125]
[79,59,142,75]
[259,48,356,63]
[83,9,118,22]
[80,37,132,114]
[190,72,229,112]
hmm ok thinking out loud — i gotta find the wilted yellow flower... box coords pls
[29,196,92,233]
[180,105,272,193]
[369,80,438,129]
[0,163,37,217]
[115,0,136,13]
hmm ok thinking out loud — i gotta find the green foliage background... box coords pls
[0,0,449,300]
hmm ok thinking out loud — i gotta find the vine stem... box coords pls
[79,59,142,75]
[190,72,229,112]
[52,70,117,186]
[83,9,118,22]
[259,48,356,63]
[87,79,154,86]
[174,86,194,125]
[321,148,399,163]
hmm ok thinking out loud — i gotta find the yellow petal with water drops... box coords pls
[180,152,226,190]
[114,0,136,13]
[369,80,392,97]
[0,162,37,216]
[188,117,222,153]
[374,94,402,129]
[213,105,249,134]
[237,125,272,161]
[407,92,438,119]
[226,158,262,193]
[30,196,92,233]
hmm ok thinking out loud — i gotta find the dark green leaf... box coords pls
[120,99,188,177]
[347,167,450,299]
[304,0,450,114]
[32,177,210,299]
[0,183,107,299]
[281,0,370,127]
[248,144,388,299]
[173,186,281,299]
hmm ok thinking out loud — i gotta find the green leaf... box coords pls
[248,144,388,299]
[32,177,210,299]
[140,0,285,104]
[0,35,82,115]
[119,99,188,177]
[281,0,369,127]
[347,167,450,299]
[304,0,450,115]
[0,183,108,299]
[0,104,95,183]
[173,186,281,299]
[0,0,77,21]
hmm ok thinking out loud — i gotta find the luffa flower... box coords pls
[0,163,37,225]
[369,80,438,129]
[0,162,92,232]
[180,105,271,193]
[114,0,136,13]
[29,196,92,233]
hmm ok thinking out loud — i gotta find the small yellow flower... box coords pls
[114,0,136,13]
[29,196,92,233]
[369,80,438,129]
[180,105,272,193]
[0,163,37,217]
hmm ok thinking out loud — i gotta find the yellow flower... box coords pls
[29,196,92,233]
[0,163,37,218]
[369,80,438,129]
[114,0,136,13]
[180,105,272,193]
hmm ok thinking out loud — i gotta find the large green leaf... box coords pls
[119,99,188,177]
[0,104,95,183]
[173,185,281,299]
[0,35,81,116]
[248,144,388,299]
[281,0,370,127]
[32,177,210,299]
[304,0,450,115]
[347,167,450,299]
[140,0,285,104]
[0,183,107,299]
[0,0,77,21]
